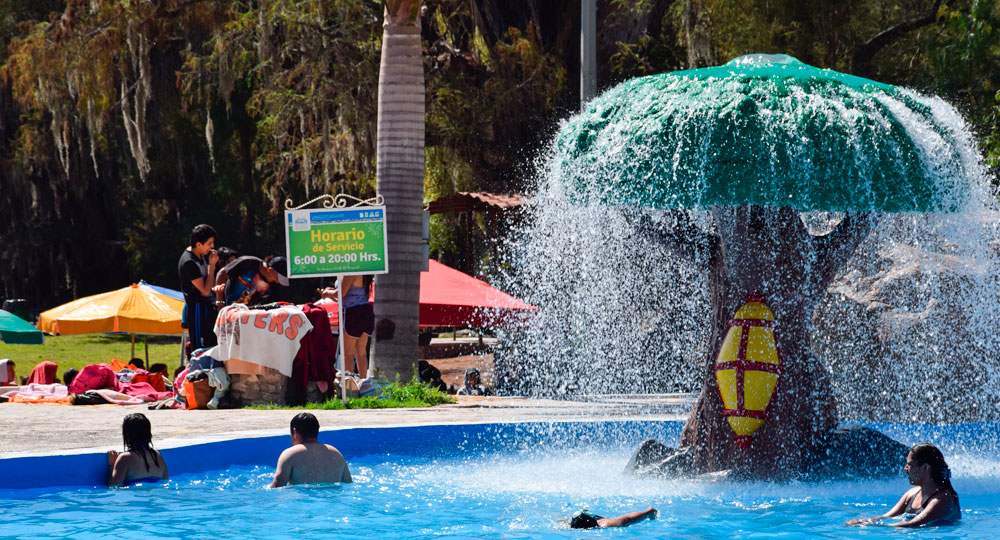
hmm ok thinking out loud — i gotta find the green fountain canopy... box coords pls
[556,54,967,212]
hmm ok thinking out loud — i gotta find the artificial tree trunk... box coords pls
[679,205,875,478]
[372,0,425,381]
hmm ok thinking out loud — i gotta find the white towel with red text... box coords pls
[214,304,313,377]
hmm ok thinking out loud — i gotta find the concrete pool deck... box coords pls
[0,393,695,458]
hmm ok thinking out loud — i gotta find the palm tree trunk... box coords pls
[372,1,424,381]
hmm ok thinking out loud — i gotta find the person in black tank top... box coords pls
[846,443,960,527]
[178,224,219,349]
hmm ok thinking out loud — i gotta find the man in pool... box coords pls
[270,413,353,488]
[569,507,658,528]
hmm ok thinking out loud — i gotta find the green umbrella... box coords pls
[0,308,44,345]
[557,53,968,212]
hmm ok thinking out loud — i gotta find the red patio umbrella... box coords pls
[319,259,535,329]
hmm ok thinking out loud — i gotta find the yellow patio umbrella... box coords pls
[37,283,184,360]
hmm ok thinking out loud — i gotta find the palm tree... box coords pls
[372,0,424,381]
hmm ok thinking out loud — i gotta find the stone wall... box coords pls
[228,369,288,407]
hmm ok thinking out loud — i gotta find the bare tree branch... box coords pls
[853,0,942,74]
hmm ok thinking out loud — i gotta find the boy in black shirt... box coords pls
[178,224,219,348]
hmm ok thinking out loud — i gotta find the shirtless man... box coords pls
[269,413,352,488]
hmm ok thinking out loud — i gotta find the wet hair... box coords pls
[570,510,601,529]
[910,443,958,502]
[290,412,320,440]
[122,413,159,471]
[189,224,216,248]
[63,367,79,386]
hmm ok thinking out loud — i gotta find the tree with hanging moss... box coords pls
[178,0,383,209]
[1,0,228,303]
[2,0,997,312]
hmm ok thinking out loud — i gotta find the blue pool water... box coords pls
[1,421,997,539]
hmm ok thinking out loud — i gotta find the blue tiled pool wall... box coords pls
[3,420,995,491]
[0,420,682,490]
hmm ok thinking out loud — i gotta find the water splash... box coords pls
[496,56,1000,423]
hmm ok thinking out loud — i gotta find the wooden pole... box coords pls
[179,331,187,369]
[465,208,473,275]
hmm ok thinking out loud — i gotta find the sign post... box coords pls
[285,207,388,277]
[284,195,388,403]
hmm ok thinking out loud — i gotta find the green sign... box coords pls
[284,206,388,277]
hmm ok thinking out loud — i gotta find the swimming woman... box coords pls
[846,443,960,527]
[107,413,169,487]
[569,507,657,529]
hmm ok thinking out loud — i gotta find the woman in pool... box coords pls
[846,443,960,527]
[107,413,169,487]
[569,507,657,529]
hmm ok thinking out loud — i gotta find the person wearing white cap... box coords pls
[0,359,17,386]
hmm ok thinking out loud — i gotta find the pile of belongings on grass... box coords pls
[1,300,361,408]
[157,347,231,410]
[0,351,233,410]
[0,359,173,406]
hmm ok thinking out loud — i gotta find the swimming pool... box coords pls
[1,421,997,539]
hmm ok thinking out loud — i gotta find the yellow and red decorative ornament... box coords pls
[714,291,782,449]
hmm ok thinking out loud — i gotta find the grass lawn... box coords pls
[0,333,183,383]
[248,379,456,409]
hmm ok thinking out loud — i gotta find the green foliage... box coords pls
[987,91,1000,169]
[178,0,383,210]
[609,32,684,84]
[377,378,456,406]
[425,22,568,196]
[924,1,1000,96]
[248,378,456,409]
[422,11,570,269]
[923,1,1000,179]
